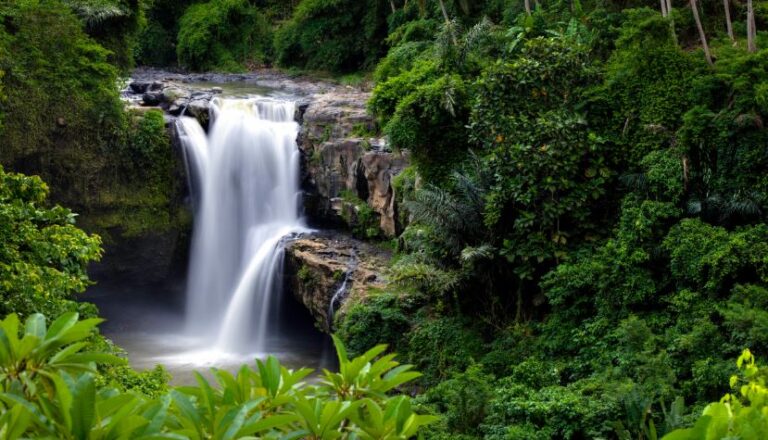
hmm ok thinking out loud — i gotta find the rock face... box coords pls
[283,233,389,332]
[298,92,409,237]
[124,69,410,237]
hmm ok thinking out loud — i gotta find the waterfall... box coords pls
[327,251,357,330]
[178,97,304,353]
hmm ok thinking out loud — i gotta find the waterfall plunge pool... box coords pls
[84,278,335,385]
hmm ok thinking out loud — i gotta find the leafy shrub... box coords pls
[0,312,436,439]
[177,0,272,71]
[406,316,484,385]
[664,349,768,439]
[481,378,622,439]
[0,167,102,318]
[336,291,412,356]
[421,364,493,435]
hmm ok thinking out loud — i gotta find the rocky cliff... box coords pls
[298,92,409,237]
[126,69,410,239]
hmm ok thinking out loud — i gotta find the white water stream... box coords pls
[178,97,306,354]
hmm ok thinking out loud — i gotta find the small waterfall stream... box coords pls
[178,96,305,353]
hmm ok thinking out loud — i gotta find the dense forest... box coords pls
[1,0,768,438]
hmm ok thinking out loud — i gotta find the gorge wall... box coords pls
[113,70,405,326]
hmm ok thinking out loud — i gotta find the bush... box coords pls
[0,313,436,439]
[177,0,272,71]
[481,378,622,439]
[421,364,494,435]
[0,167,102,318]
[406,316,485,385]
[664,350,768,439]
[336,290,412,356]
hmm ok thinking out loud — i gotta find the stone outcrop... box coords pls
[283,233,389,332]
[298,92,409,236]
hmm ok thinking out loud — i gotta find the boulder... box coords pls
[162,87,190,104]
[141,91,164,106]
[167,98,190,116]
[129,81,151,94]
[187,99,210,129]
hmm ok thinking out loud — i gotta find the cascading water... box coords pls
[178,96,305,353]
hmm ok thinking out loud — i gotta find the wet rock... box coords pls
[211,87,223,94]
[167,98,190,116]
[162,87,189,103]
[129,81,151,94]
[141,91,164,106]
[187,99,210,128]
[284,233,389,332]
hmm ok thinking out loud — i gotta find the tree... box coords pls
[690,0,713,65]
[747,0,757,52]
[723,0,735,43]
[0,167,102,319]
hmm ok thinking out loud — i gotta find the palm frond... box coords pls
[62,0,128,28]
[460,17,493,63]
[391,259,461,295]
[460,245,496,263]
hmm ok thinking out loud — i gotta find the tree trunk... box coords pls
[525,0,532,15]
[389,0,396,13]
[438,0,458,45]
[666,0,678,44]
[724,0,735,42]
[747,0,757,52]
[691,0,714,65]
[438,0,450,24]
[661,0,668,17]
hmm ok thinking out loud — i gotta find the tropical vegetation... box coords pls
[2,0,768,438]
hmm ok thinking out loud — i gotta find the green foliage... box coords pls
[0,313,435,439]
[274,0,389,72]
[664,350,768,439]
[341,190,382,239]
[420,364,493,435]
[470,36,609,287]
[177,0,273,72]
[63,0,147,71]
[0,0,125,206]
[481,377,623,439]
[0,167,102,318]
[406,316,484,385]
[336,291,412,357]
